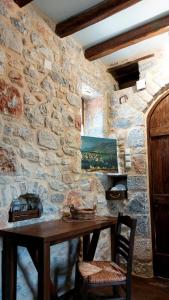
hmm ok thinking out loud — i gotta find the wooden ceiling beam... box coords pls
[108,54,155,73]
[55,0,141,38]
[13,0,33,7]
[85,14,169,61]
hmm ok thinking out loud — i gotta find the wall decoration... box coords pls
[119,94,128,104]
[81,136,118,171]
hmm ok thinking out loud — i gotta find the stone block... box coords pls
[49,179,68,192]
[24,106,44,127]
[35,168,48,179]
[3,136,20,147]
[65,129,80,149]
[24,65,39,79]
[50,71,67,87]
[127,176,147,190]
[38,47,54,62]
[30,32,44,47]
[45,152,61,166]
[10,15,29,34]
[134,237,152,262]
[137,90,152,103]
[75,115,81,131]
[62,172,74,184]
[136,215,150,237]
[0,115,3,134]
[62,111,75,128]
[125,191,148,214]
[131,96,147,112]
[0,147,16,174]
[113,103,137,119]
[8,70,24,87]
[146,80,160,96]
[127,127,145,148]
[62,145,76,156]
[41,77,55,95]
[0,21,23,54]
[47,166,62,179]
[67,93,81,108]
[44,59,52,70]
[133,113,144,126]
[0,49,5,73]
[23,93,35,105]
[133,261,153,277]
[14,127,32,141]
[39,104,47,116]
[113,118,132,129]
[0,209,8,228]
[51,193,65,203]
[0,3,8,17]
[38,130,60,150]
[0,79,22,117]
[80,178,91,191]
[72,154,81,174]
[20,144,40,162]
[50,119,64,135]
[132,154,146,174]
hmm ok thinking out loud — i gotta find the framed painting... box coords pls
[81,136,118,172]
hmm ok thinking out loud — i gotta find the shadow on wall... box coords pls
[17,239,79,299]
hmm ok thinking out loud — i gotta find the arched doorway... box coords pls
[148,91,169,278]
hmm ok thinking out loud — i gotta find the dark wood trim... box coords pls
[85,14,169,60]
[147,90,169,277]
[108,54,154,73]
[55,0,141,37]
[13,0,33,7]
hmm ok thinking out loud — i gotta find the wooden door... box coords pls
[148,92,169,278]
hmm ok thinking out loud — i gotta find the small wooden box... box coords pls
[8,209,41,222]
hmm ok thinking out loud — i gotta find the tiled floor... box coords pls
[62,276,169,300]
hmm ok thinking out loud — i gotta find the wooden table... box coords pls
[0,216,116,300]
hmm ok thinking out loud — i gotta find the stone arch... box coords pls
[0,180,51,228]
[145,84,169,116]
[143,83,169,117]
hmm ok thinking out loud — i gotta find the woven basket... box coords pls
[70,205,96,220]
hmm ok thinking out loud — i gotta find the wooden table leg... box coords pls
[2,237,17,300]
[37,241,50,300]
[83,234,90,261]
[28,246,57,299]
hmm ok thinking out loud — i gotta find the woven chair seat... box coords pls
[78,261,126,284]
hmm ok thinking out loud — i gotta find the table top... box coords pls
[0,216,116,243]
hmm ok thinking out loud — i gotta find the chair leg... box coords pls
[126,281,131,300]
[75,278,88,300]
[112,286,120,298]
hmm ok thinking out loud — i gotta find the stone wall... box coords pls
[0,0,115,298]
[1,0,169,297]
[109,50,169,277]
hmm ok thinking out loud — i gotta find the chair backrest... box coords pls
[114,214,137,278]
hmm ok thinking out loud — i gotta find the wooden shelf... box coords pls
[105,174,127,201]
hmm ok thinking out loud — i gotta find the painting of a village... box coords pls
[81,136,118,171]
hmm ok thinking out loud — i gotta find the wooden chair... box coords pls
[77,214,137,300]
